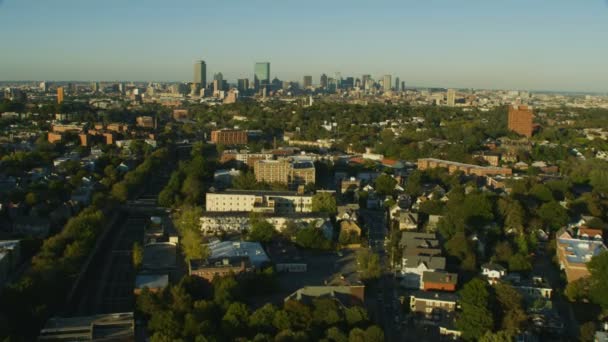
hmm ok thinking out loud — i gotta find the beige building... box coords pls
[417,158,512,177]
[205,190,313,214]
[254,159,315,188]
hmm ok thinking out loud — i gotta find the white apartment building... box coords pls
[205,190,313,214]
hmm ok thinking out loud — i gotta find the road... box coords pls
[361,208,401,342]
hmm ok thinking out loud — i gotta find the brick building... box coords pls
[417,158,512,177]
[508,105,534,137]
[210,129,248,145]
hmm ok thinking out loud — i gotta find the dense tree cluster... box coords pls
[158,142,215,207]
[137,274,382,342]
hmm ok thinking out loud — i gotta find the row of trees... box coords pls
[137,274,383,342]
[111,148,169,202]
[158,142,215,207]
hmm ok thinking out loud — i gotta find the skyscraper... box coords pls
[320,74,328,89]
[57,87,64,104]
[395,77,400,91]
[362,74,371,89]
[214,72,224,90]
[446,89,456,107]
[254,62,270,90]
[401,81,405,91]
[237,78,250,92]
[303,76,312,89]
[383,75,392,91]
[194,60,207,87]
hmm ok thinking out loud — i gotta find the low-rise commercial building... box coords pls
[39,312,134,341]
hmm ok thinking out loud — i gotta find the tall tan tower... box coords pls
[508,105,534,137]
[57,87,64,104]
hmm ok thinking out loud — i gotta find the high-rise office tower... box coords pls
[237,78,250,92]
[401,81,405,91]
[446,89,456,107]
[118,82,126,95]
[57,87,64,104]
[254,62,270,90]
[362,74,371,89]
[303,76,312,89]
[320,74,328,89]
[395,77,400,91]
[383,75,392,91]
[335,72,342,89]
[194,60,207,87]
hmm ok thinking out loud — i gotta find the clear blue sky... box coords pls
[1,0,607,92]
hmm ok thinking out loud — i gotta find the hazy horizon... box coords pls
[1,0,607,93]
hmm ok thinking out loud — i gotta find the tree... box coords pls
[356,248,382,280]
[348,327,366,342]
[132,242,143,270]
[249,303,277,333]
[148,310,181,340]
[312,298,342,327]
[326,327,348,342]
[479,331,513,342]
[344,306,368,327]
[295,227,331,250]
[248,220,277,243]
[587,251,608,309]
[456,278,494,340]
[374,174,397,196]
[312,192,337,214]
[284,300,312,330]
[590,168,608,195]
[445,232,477,271]
[174,206,203,234]
[565,277,589,302]
[182,229,207,262]
[222,302,250,339]
[537,201,568,231]
[494,283,527,333]
[405,170,423,196]
[364,325,384,342]
[580,321,597,342]
[529,184,554,202]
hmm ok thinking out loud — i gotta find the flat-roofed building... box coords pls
[508,105,534,137]
[417,158,512,177]
[556,227,606,282]
[211,129,248,145]
[254,159,315,188]
[189,256,252,282]
[205,190,313,214]
[39,312,134,341]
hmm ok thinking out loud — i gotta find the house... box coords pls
[422,271,458,292]
[409,291,458,321]
[401,255,446,288]
[285,286,365,307]
[337,204,359,221]
[12,216,50,237]
[339,220,362,238]
[510,276,553,300]
[340,177,361,195]
[397,211,419,231]
[481,263,507,284]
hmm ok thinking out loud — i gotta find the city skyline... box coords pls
[1,0,607,92]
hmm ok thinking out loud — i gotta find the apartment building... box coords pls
[254,159,315,188]
[211,129,248,145]
[556,227,607,283]
[205,190,313,214]
[508,105,534,137]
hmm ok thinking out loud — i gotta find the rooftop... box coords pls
[207,240,270,268]
[39,312,134,341]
